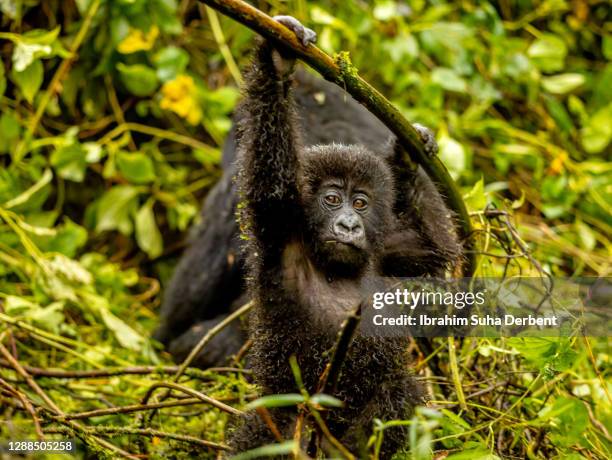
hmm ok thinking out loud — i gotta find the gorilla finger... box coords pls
[273,15,317,46]
[412,123,439,157]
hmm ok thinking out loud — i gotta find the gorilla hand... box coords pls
[273,15,317,46]
[412,123,439,157]
[270,16,317,79]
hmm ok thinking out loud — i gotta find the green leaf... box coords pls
[5,296,65,334]
[151,0,182,35]
[96,185,139,235]
[508,337,576,372]
[245,394,305,411]
[22,26,61,46]
[99,307,145,350]
[167,202,197,231]
[0,112,20,154]
[12,59,43,103]
[51,143,87,182]
[4,295,40,315]
[581,104,612,154]
[135,201,163,258]
[117,63,158,97]
[431,67,468,93]
[309,393,344,408]
[13,42,52,72]
[373,1,398,21]
[446,448,500,460]
[4,168,53,209]
[441,409,470,430]
[541,73,585,94]
[44,219,88,257]
[28,301,65,335]
[84,142,105,163]
[463,177,487,211]
[576,219,596,251]
[544,96,573,132]
[48,253,93,284]
[8,27,60,71]
[537,397,589,447]
[153,46,189,81]
[229,441,297,460]
[527,34,567,72]
[438,134,466,180]
[116,151,156,184]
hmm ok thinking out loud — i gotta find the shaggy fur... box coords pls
[227,33,427,459]
[156,50,461,457]
[154,67,463,367]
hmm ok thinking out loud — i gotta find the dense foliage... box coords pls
[0,1,609,459]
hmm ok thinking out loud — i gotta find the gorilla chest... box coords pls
[280,242,365,327]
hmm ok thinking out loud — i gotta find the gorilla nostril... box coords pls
[335,216,363,237]
[335,221,351,234]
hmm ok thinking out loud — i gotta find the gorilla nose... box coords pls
[334,214,364,239]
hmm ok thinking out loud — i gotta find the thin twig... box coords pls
[105,75,137,151]
[447,337,467,411]
[0,342,62,413]
[64,398,203,420]
[99,122,216,152]
[173,300,254,382]
[0,377,44,439]
[202,4,243,85]
[316,302,362,395]
[0,360,249,379]
[255,407,284,442]
[140,381,243,416]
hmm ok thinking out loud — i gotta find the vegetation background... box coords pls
[0,0,610,459]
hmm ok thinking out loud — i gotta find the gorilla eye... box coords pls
[353,198,368,210]
[324,194,341,206]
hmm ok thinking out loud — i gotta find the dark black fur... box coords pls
[225,29,429,458]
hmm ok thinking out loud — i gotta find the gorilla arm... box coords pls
[382,137,463,277]
[238,30,309,263]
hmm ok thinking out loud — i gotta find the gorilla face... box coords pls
[311,179,371,273]
[304,178,390,278]
[299,144,394,278]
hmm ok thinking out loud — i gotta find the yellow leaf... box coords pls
[117,26,159,54]
[548,153,567,175]
[160,75,202,125]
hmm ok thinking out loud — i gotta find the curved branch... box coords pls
[198,0,476,275]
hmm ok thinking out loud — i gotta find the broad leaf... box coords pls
[117,63,158,97]
[12,59,43,103]
[135,201,163,258]
[95,185,139,235]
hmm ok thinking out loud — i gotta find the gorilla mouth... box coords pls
[325,238,363,250]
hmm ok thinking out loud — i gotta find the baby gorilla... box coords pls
[229,16,425,459]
